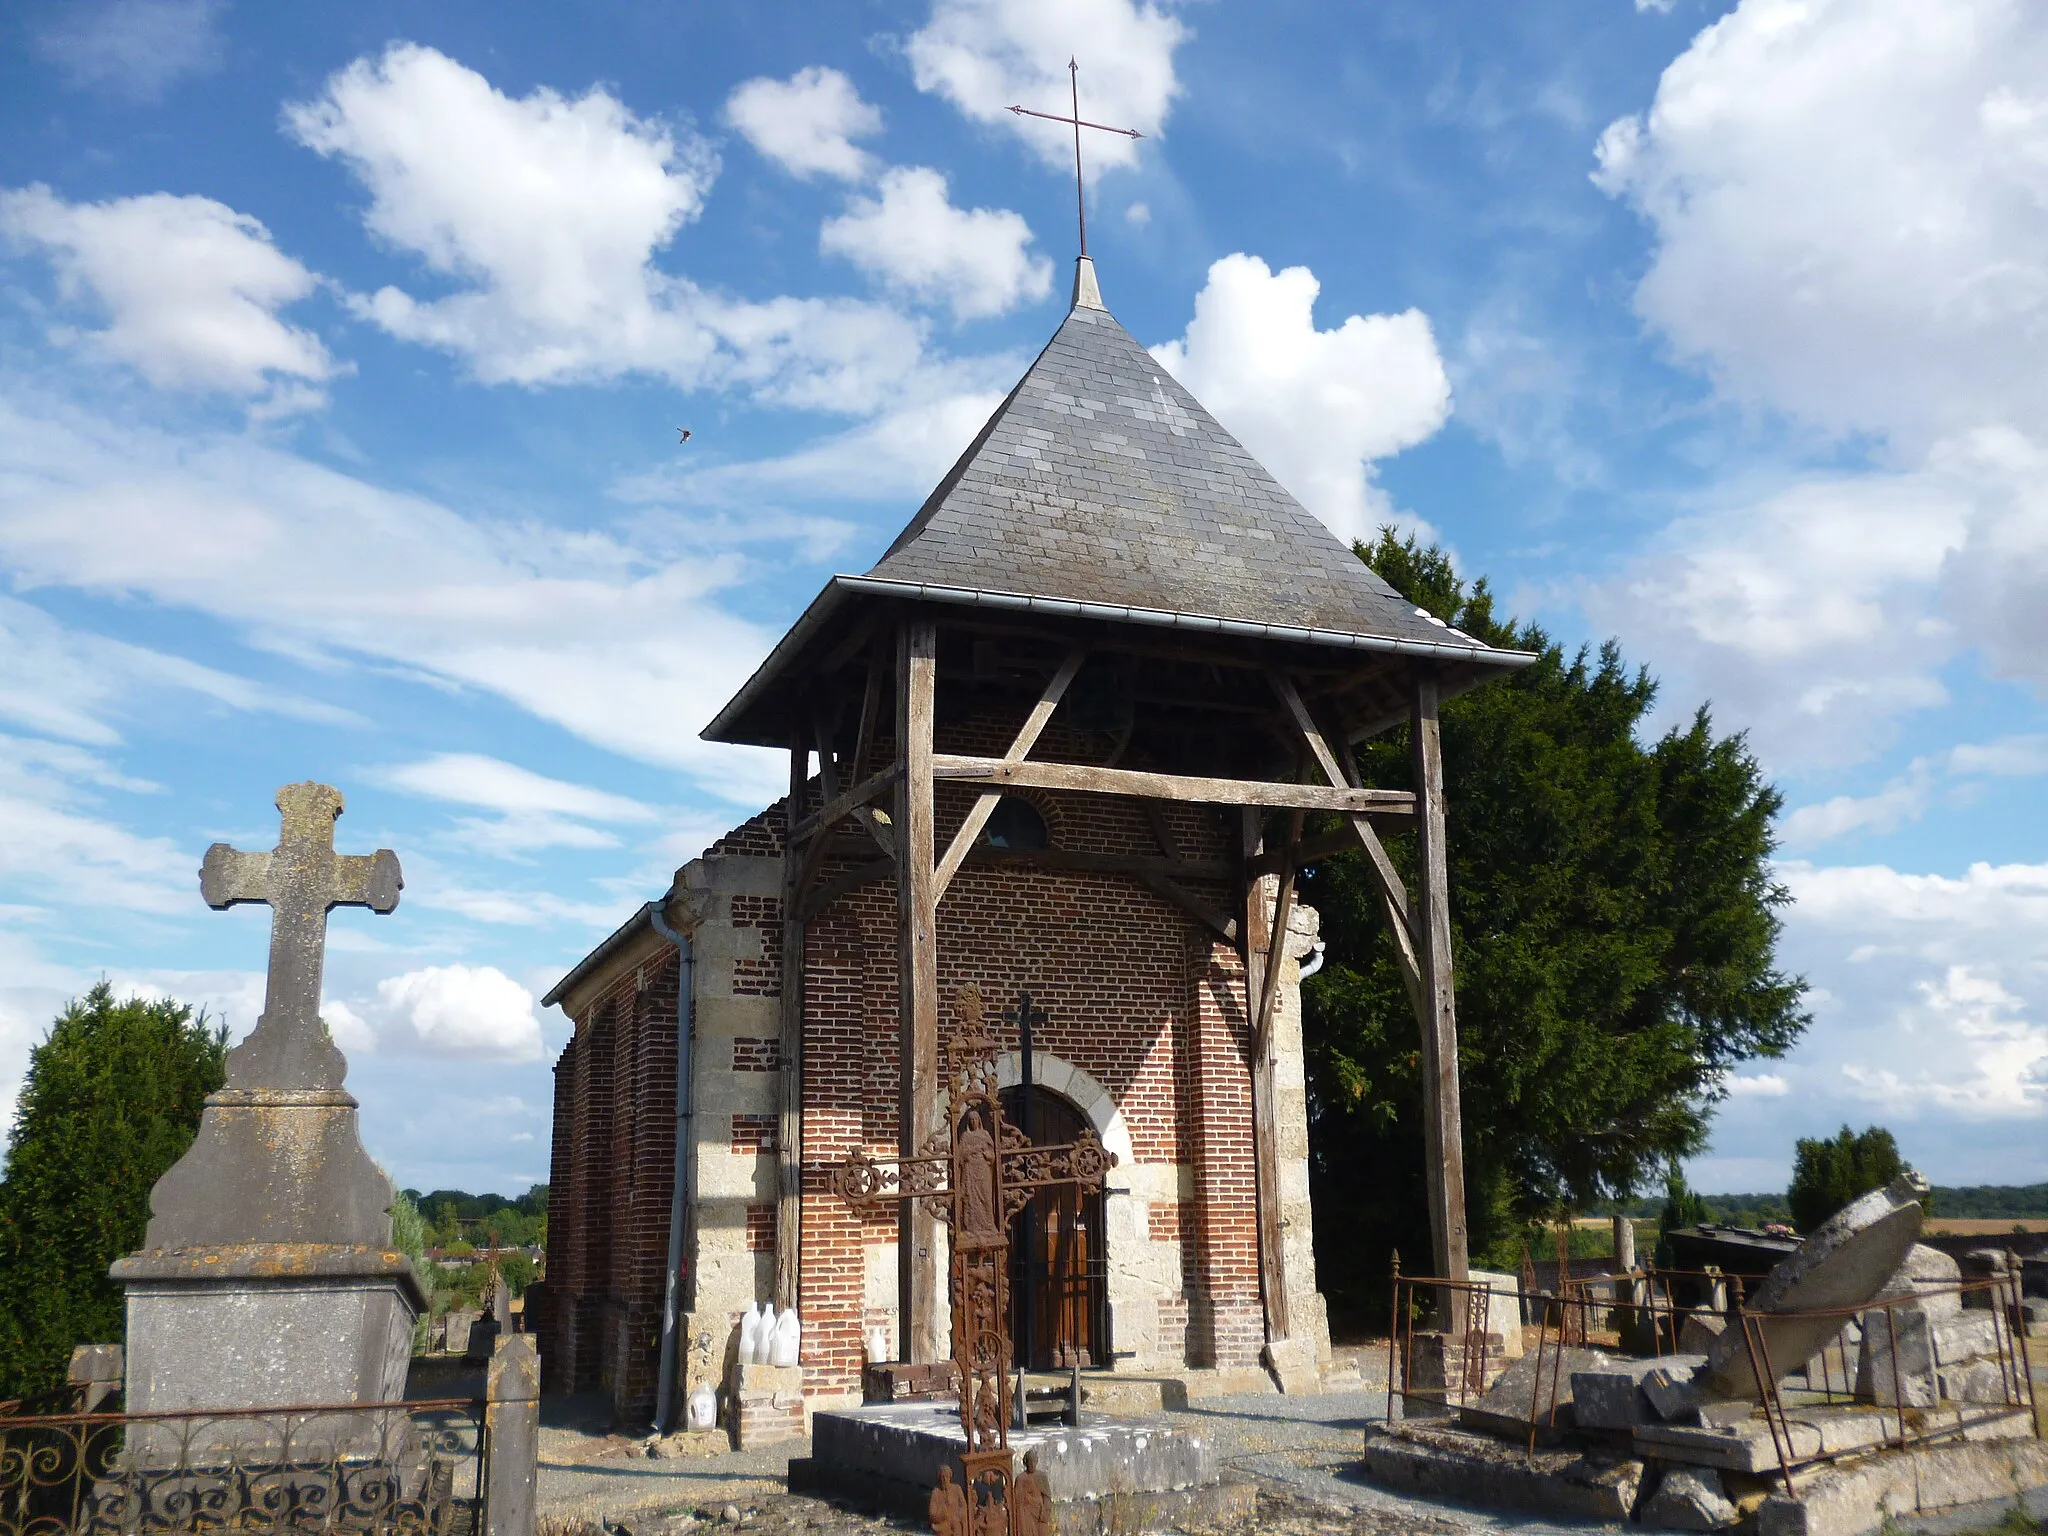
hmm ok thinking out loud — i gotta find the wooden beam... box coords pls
[1412,670,1469,1286]
[933,645,1087,900]
[789,763,901,846]
[932,754,1414,814]
[897,619,943,1363]
[1239,810,1291,1343]
[846,661,892,855]
[1268,669,1425,993]
[800,856,891,920]
[773,726,808,1308]
[1141,799,1182,862]
[1250,813,1303,1063]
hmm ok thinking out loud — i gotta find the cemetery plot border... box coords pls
[0,1397,487,1536]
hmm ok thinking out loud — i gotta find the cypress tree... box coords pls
[0,983,226,1400]
[1787,1125,1914,1232]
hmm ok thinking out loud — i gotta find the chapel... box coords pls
[534,257,1532,1429]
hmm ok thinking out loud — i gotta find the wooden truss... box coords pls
[770,610,1470,1360]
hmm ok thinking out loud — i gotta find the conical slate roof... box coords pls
[703,262,1530,748]
[863,269,1466,651]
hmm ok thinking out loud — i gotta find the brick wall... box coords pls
[542,704,1324,1422]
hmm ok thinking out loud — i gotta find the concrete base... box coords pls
[1758,1436,2048,1536]
[116,1247,420,1416]
[732,1362,804,1449]
[802,1401,1223,1525]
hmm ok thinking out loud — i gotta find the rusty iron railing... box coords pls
[1741,1268,2040,1499]
[0,1398,485,1536]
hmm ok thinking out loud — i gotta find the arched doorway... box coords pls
[999,1083,1107,1369]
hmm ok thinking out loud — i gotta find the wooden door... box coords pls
[1001,1085,1106,1370]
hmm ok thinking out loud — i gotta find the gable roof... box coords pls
[703,262,1532,748]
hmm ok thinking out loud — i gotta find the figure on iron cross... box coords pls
[830,983,1114,1536]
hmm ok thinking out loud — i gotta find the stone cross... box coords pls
[201,781,401,1091]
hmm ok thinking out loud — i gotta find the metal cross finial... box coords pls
[200,781,402,1091]
[1008,59,1143,259]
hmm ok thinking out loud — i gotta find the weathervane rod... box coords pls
[1071,61,1086,257]
[1007,60,1143,263]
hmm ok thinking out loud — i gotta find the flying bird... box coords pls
[676,426,692,443]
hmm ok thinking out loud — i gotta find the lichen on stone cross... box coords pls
[200,781,402,1092]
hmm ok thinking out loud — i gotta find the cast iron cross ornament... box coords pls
[1009,60,1143,259]
[200,782,402,1092]
[831,984,1114,1536]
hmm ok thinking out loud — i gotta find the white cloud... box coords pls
[1595,0,2048,449]
[1698,856,2048,1185]
[0,185,335,405]
[1125,201,1151,227]
[1724,1072,1790,1097]
[0,735,190,915]
[1635,0,1678,13]
[1782,732,2048,847]
[822,166,1052,321]
[0,392,785,804]
[0,595,363,745]
[33,0,224,104]
[1593,0,2048,758]
[908,0,1186,173]
[377,753,657,858]
[725,67,881,182]
[1150,254,1452,544]
[285,44,926,409]
[367,964,543,1061]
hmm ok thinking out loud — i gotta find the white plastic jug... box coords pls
[738,1303,762,1366]
[755,1302,777,1364]
[686,1383,717,1431]
[770,1309,802,1368]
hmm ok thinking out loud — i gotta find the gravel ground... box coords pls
[534,1352,2048,1536]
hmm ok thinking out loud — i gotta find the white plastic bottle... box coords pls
[686,1383,717,1431]
[755,1302,777,1363]
[771,1308,802,1368]
[738,1303,762,1367]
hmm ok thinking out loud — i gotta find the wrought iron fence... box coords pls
[0,1398,485,1536]
[1385,1260,2041,1483]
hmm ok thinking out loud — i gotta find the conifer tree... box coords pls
[1787,1125,1914,1232]
[1301,532,1807,1315]
[0,984,226,1400]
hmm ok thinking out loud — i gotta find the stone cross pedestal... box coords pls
[112,782,423,1417]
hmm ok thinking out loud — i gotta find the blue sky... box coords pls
[3,0,2044,1200]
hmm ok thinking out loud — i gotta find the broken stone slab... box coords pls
[1756,1432,2048,1536]
[1632,1402,2031,1474]
[1571,1355,1707,1430]
[1700,1175,1927,1400]
[1360,1421,1643,1522]
[1641,1466,1740,1530]
[1643,1360,1707,1423]
[1456,1346,1612,1438]
[1679,1305,1728,1355]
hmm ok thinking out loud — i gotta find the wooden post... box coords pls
[1411,669,1469,1285]
[1239,811,1291,1343]
[897,618,943,1362]
[774,725,808,1309]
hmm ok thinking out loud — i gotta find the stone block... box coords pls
[1642,1361,1704,1423]
[1457,1345,1612,1437]
[1642,1467,1739,1530]
[1680,1306,1728,1355]
[1571,1355,1706,1431]
[1857,1302,2002,1406]
[1756,1434,2048,1536]
[1261,1334,1319,1395]
[67,1344,123,1411]
[1468,1269,1526,1359]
